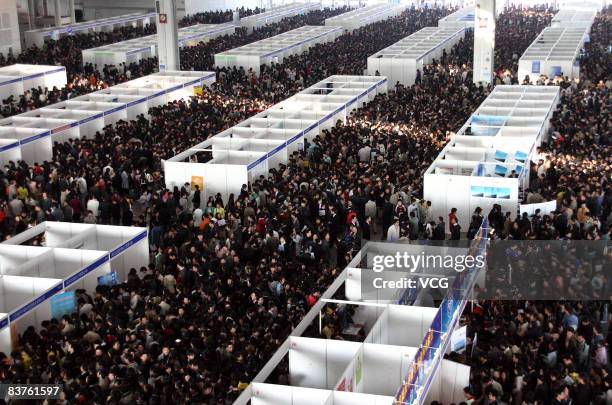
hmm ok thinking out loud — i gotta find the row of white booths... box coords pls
[423,85,560,228]
[367,26,467,86]
[24,12,157,48]
[82,23,237,68]
[0,222,149,354]
[324,3,408,32]
[214,25,343,75]
[232,225,489,405]
[365,5,475,86]
[517,6,600,82]
[164,75,387,201]
[0,64,67,102]
[0,70,216,167]
[240,3,322,33]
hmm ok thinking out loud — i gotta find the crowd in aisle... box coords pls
[0,5,608,405]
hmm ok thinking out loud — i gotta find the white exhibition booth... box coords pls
[367,26,466,86]
[0,70,215,166]
[240,3,321,32]
[164,75,387,203]
[82,24,236,68]
[24,12,157,48]
[551,9,596,30]
[517,26,588,83]
[232,233,485,405]
[557,0,606,10]
[423,85,560,228]
[214,25,343,75]
[437,6,475,29]
[324,4,407,32]
[0,222,148,354]
[0,65,67,101]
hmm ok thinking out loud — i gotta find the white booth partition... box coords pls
[424,360,471,405]
[437,6,475,29]
[82,24,236,68]
[250,383,394,405]
[424,85,559,228]
[518,26,588,83]
[324,4,406,32]
[289,336,362,389]
[0,71,215,166]
[0,65,67,102]
[365,305,438,348]
[335,343,417,395]
[165,75,387,203]
[367,27,466,86]
[24,12,156,47]
[215,25,343,75]
[240,3,321,33]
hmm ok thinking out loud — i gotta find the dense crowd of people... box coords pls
[0,4,608,405]
[493,5,554,83]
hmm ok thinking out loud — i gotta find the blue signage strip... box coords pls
[110,230,147,258]
[20,130,52,145]
[0,317,8,330]
[9,283,63,322]
[0,142,20,152]
[63,254,110,288]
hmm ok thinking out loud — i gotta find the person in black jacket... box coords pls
[450,217,461,241]
[432,217,446,241]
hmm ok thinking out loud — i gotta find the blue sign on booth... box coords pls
[50,291,76,320]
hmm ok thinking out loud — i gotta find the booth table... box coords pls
[25,12,156,48]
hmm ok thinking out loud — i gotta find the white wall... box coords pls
[0,0,21,55]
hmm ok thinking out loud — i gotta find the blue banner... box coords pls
[97,271,118,287]
[50,291,76,319]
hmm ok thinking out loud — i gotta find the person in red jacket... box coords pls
[448,207,458,233]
